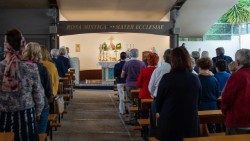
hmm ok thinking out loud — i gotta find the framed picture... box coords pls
[75,44,80,52]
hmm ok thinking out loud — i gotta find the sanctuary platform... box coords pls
[76,80,114,90]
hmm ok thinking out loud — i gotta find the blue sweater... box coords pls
[198,75,220,110]
[214,71,231,92]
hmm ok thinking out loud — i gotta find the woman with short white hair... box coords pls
[51,48,59,59]
[222,49,250,135]
[57,47,70,72]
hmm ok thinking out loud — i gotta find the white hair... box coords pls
[59,47,67,55]
[51,48,59,58]
[130,48,139,58]
[235,49,250,65]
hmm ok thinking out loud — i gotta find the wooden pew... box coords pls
[148,137,159,141]
[140,99,153,108]
[198,110,223,124]
[39,133,47,141]
[138,118,150,127]
[198,110,224,136]
[128,106,139,113]
[0,132,14,141]
[131,89,140,105]
[184,134,250,141]
[48,114,61,140]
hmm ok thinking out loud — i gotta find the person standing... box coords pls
[121,48,145,104]
[222,49,250,135]
[137,52,159,99]
[114,52,127,114]
[156,47,201,141]
[0,29,44,141]
[214,59,231,93]
[212,47,233,73]
[22,42,52,134]
[148,49,171,138]
[121,48,145,124]
[58,47,70,72]
[51,48,67,77]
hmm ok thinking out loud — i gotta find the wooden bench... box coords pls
[0,132,14,141]
[48,114,60,140]
[198,110,224,136]
[198,110,223,124]
[138,118,150,126]
[128,106,138,113]
[39,133,47,141]
[148,137,159,141]
[140,98,153,112]
[184,134,250,141]
[48,114,57,122]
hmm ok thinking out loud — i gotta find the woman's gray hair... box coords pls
[130,48,139,58]
[235,49,250,65]
[59,47,67,55]
[201,51,209,58]
[51,48,59,58]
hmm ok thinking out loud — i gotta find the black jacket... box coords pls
[156,70,201,141]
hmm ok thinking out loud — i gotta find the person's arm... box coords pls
[148,69,157,98]
[32,65,45,117]
[121,62,127,78]
[221,74,239,115]
[136,70,143,88]
[44,68,52,99]
[114,64,119,78]
[53,65,59,96]
[156,74,169,113]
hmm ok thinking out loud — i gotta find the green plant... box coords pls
[220,0,250,24]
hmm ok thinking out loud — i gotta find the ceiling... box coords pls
[0,0,239,36]
[58,0,177,21]
[0,0,48,8]
[175,0,238,37]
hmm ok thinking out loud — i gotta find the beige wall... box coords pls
[60,33,170,70]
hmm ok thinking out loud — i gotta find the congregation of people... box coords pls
[1,28,250,141]
[0,29,73,141]
[114,44,250,141]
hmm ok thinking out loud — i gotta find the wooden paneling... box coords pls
[80,70,102,81]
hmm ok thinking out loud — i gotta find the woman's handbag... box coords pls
[54,96,64,114]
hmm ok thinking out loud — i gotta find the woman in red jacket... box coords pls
[222,49,250,135]
[136,52,159,99]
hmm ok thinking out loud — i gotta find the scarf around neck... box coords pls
[1,42,22,92]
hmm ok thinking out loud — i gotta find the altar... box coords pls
[98,61,118,81]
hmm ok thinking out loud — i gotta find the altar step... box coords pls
[75,80,114,90]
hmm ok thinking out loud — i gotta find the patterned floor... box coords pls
[53,89,143,141]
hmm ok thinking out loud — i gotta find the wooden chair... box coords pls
[0,132,14,141]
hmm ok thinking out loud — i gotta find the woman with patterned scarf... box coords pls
[0,29,45,141]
